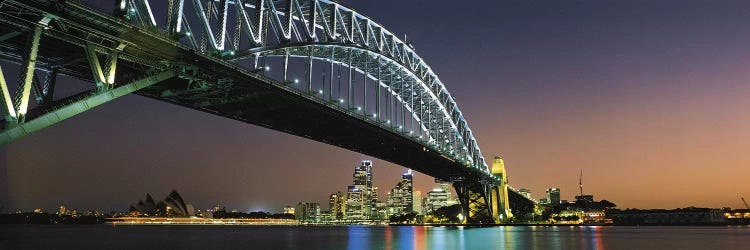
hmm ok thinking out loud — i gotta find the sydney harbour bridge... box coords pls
[0,0,534,223]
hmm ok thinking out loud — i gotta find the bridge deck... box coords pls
[0,0,490,183]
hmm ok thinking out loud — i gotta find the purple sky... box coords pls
[3,0,750,213]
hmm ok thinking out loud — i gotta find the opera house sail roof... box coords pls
[130,190,194,217]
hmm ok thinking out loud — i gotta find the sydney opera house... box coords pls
[129,190,195,217]
[114,190,298,225]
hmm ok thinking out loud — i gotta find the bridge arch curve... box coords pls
[168,0,493,173]
[0,0,525,223]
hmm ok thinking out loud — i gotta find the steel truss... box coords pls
[0,0,511,223]
[113,0,491,173]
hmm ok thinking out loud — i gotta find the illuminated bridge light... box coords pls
[0,0,511,222]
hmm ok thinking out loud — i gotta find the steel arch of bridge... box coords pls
[130,0,490,174]
[0,0,492,176]
[0,0,516,222]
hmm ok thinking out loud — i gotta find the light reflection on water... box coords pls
[341,225,750,250]
[2,225,750,250]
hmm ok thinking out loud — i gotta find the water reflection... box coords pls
[335,225,750,250]
[2,225,748,249]
[346,226,370,250]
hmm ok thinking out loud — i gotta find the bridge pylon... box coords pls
[491,156,513,223]
[453,179,494,224]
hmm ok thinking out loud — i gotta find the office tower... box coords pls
[329,191,346,220]
[546,188,561,205]
[387,169,415,216]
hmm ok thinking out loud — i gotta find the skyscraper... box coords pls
[413,191,422,214]
[346,185,364,220]
[295,202,321,223]
[346,160,378,220]
[386,169,414,216]
[329,191,346,220]
[546,188,561,205]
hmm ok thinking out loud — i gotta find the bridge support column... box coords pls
[491,156,512,223]
[453,180,494,224]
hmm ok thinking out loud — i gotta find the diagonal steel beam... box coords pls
[0,31,22,43]
[0,66,17,120]
[14,21,45,123]
[0,70,177,145]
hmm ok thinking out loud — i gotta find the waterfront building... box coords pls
[424,188,451,214]
[439,182,452,198]
[518,189,533,200]
[386,169,414,217]
[374,201,388,221]
[413,191,422,215]
[283,206,295,215]
[346,186,365,220]
[295,202,321,223]
[346,160,378,220]
[607,207,725,225]
[575,194,595,204]
[722,208,750,225]
[329,191,346,220]
[57,205,67,215]
[129,190,195,217]
[546,188,561,205]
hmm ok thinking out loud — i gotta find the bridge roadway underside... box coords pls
[139,67,477,182]
[0,1,490,184]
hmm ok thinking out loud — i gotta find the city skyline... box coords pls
[3,0,750,212]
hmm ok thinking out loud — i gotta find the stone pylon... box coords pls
[491,156,512,222]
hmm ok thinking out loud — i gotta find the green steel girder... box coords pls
[454,181,496,224]
[0,0,504,189]
[0,70,176,144]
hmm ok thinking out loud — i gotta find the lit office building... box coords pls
[546,188,561,205]
[283,206,295,215]
[329,191,346,220]
[58,205,67,215]
[295,202,321,223]
[518,189,533,200]
[346,186,365,220]
[424,188,451,214]
[413,191,422,214]
[346,160,379,220]
[386,169,414,216]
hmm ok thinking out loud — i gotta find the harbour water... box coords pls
[1,225,749,249]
